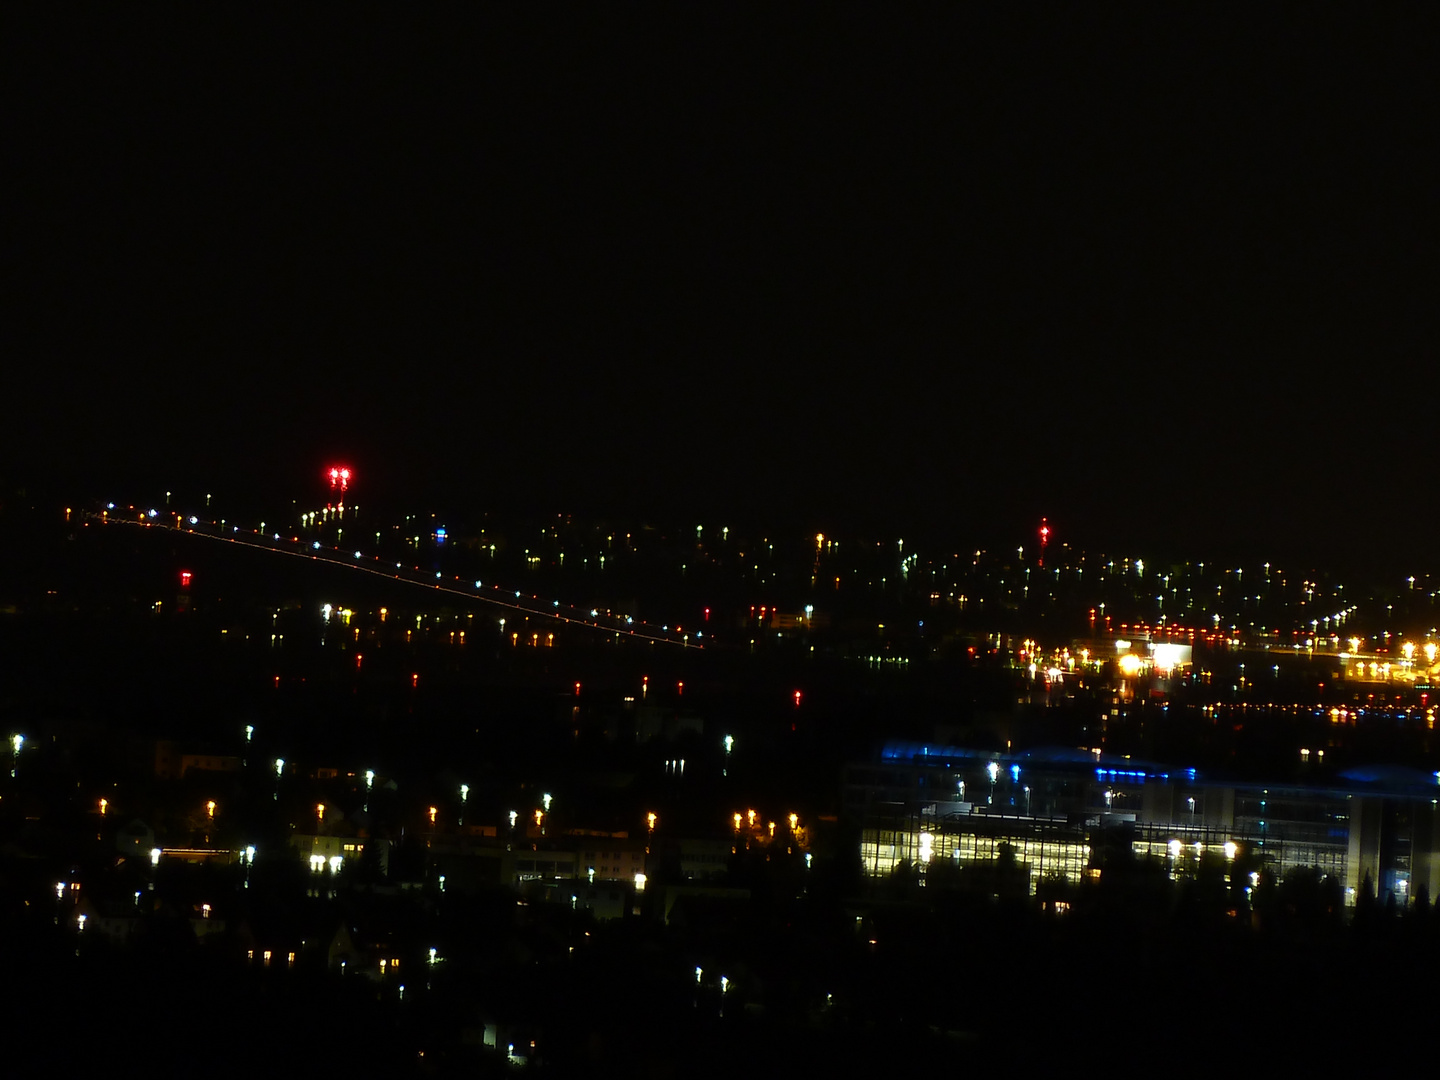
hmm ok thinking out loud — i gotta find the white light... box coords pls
[634,872,646,891]
[1224,841,1237,860]
[150,847,162,867]
[275,758,285,776]
[329,856,343,874]
[189,516,198,524]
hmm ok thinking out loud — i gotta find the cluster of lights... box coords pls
[99,505,697,649]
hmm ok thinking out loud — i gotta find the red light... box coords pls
[677,681,684,695]
[180,570,192,588]
[704,607,710,621]
[574,681,581,696]
[411,673,418,687]
[793,690,802,706]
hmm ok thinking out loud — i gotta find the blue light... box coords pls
[313,542,321,550]
[475,580,482,588]
[435,528,446,542]
[1010,764,1021,783]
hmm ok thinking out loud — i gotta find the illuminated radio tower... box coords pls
[1038,517,1050,567]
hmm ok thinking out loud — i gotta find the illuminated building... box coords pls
[847,742,1440,909]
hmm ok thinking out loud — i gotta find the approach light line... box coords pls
[90,511,698,649]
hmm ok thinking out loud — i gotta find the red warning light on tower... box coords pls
[180,570,193,589]
[1038,517,1050,567]
[326,465,353,493]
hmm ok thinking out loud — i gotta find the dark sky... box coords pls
[6,9,1437,569]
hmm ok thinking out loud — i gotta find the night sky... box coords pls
[7,9,1437,571]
